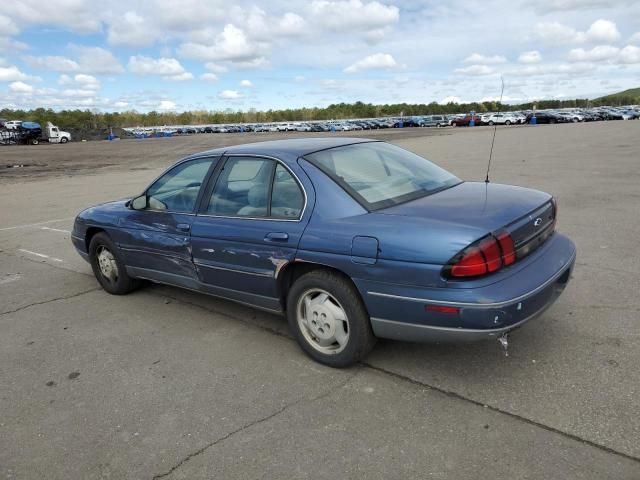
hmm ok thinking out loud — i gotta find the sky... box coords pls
[1,0,640,112]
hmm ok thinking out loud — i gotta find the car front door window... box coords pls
[146,158,212,213]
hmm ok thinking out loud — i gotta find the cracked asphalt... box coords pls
[1,122,639,479]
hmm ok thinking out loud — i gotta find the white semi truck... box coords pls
[0,121,71,145]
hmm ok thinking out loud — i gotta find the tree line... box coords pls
[1,96,637,131]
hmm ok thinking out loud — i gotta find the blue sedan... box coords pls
[72,138,576,367]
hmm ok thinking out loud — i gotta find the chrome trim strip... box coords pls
[197,153,308,223]
[193,261,273,277]
[367,250,575,309]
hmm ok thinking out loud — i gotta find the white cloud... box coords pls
[25,55,80,72]
[518,51,542,64]
[107,11,157,47]
[533,22,586,44]
[568,45,620,62]
[158,100,177,110]
[618,45,640,64]
[440,96,461,104]
[128,56,186,75]
[240,79,253,87]
[310,0,399,32]
[294,75,305,82]
[507,62,596,77]
[0,37,29,52]
[218,89,244,99]
[166,72,194,81]
[0,64,30,82]
[178,24,267,63]
[10,1,101,33]
[204,62,228,73]
[454,64,495,75]
[200,73,219,82]
[463,53,506,65]
[70,46,124,74]
[630,32,640,45]
[585,19,620,44]
[0,14,20,36]
[533,0,616,12]
[275,12,307,37]
[9,81,33,94]
[534,19,620,45]
[567,44,640,64]
[344,53,396,73]
[74,74,99,87]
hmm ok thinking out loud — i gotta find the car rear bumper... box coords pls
[359,233,576,342]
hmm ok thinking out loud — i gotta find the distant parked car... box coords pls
[3,120,23,130]
[72,138,575,367]
[421,115,447,127]
[483,113,518,126]
[451,115,482,127]
[525,112,565,124]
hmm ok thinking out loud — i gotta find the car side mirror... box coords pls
[130,195,148,210]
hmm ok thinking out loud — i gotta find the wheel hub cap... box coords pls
[97,248,118,281]
[297,289,349,355]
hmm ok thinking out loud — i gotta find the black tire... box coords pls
[488,121,494,126]
[505,120,511,126]
[89,232,139,295]
[60,137,68,143]
[31,138,39,145]
[286,270,376,368]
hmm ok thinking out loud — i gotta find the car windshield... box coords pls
[305,142,461,210]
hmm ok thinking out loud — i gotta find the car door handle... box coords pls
[265,232,289,242]
[176,223,191,233]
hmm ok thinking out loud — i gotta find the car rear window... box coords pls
[304,142,460,210]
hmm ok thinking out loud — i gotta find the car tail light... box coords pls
[496,231,515,266]
[445,231,517,279]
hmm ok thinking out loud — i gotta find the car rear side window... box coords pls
[271,164,304,219]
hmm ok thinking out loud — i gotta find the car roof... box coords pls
[186,137,378,162]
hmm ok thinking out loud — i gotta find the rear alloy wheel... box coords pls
[89,232,138,295]
[287,270,375,367]
[505,120,511,126]
[488,121,494,126]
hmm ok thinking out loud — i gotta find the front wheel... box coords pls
[287,270,376,368]
[89,232,139,295]
[60,137,69,143]
[505,120,511,125]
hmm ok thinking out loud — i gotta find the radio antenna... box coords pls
[485,75,504,183]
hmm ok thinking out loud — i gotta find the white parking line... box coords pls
[40,226,71,234]
[18,249,64,263]
[0,217,74,232]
